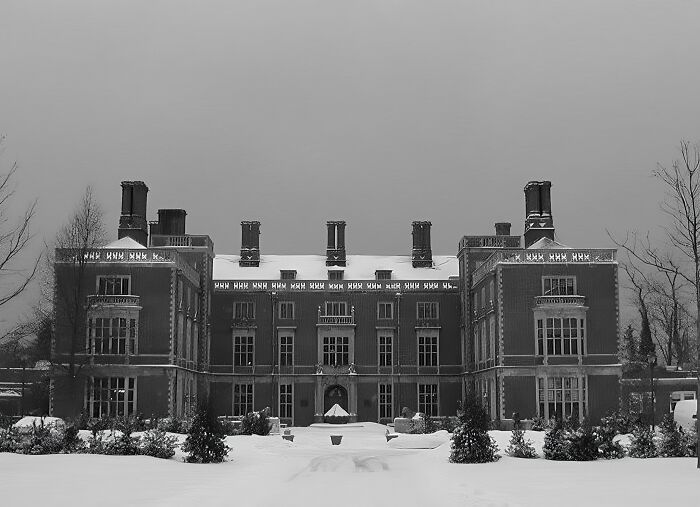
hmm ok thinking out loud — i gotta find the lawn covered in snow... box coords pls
[0,423,697,507]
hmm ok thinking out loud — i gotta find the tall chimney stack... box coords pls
[239,221,261,267]
[118,181,149,246]
[156,209,187,236]
[523,181,555,248]
[326,221,347,266]
[411,221,433,267]
[495,222,511,236]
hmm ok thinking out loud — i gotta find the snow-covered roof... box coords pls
[213,254,458,280]
[101,236,147,249]
[526,237,571,249]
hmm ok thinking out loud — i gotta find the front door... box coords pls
[324,384,348,413]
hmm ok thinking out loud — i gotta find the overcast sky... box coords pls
[2,1,700,328]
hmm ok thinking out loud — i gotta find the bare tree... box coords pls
[0,137,40,311]
[49,187,106,408]
[652,140,700,467]
[613,233,695,367]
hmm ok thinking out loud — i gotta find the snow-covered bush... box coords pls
[220,419,241,436]
[423,412,439,433]
[241,407,271,436]
[61,425,86,453]
[87,417,111,438]
[505,428,537,458]
[449,395,500,464]
[597,414,625,459]
[0,427,20,453]
[19,420,64,455]
[139,429,178,459]
[182,401,229,463]
[628,424,658,458]
[605,410,634,435]
[566,419,598,461]
[440,416,458,433]
[543,420,570,461]
[658,414,687,457]
[103,417,140,456]
[682,424,697,457]
[158,417,190,434]
[530,416,547,431]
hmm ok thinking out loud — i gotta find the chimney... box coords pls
[411,221,433,267]
[239,221,260,267]
[157,209,187,235]
[118,181,149,246]
[523,181,555,248]
[495,222,511,236]
[326,221,346,266]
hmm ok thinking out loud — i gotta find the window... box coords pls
[379,384,393,419]
[278,301,295,319]
[418,384,438,417]
[324,301,348,316]
[87,317,137,355]
[480,320,487,363]
[86,377,136,418]
[481,287,486,308]
[322,336,349,366]
[279,383,293,419]
[489,315,496,360]
[279,334,294,366]
[473,327,480,364]
[233,335,254,366]
[280,270,297,280]
[477,377,494,418]
[233,383,253,416]
[418,334,438,366]
[543,276,576,296]
[378,334,393,367]
[234,301,255,320]
[670,391,696,412]
[375,270,392,280]
[377,302,393,320]
[328,270,344,280]
[538,376,587,420]
[488,280,494,304]
[97,276,130,295]
[536,317,585,356]
[416,301,439,319]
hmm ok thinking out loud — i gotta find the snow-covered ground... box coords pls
[0,423,697,507]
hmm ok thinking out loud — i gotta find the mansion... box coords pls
[50,180,621,425]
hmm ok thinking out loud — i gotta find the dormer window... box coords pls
[328,270,344,281]
[375,270,392,280]
[281,270,297,280]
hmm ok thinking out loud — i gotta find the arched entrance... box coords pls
[324,384,348,413]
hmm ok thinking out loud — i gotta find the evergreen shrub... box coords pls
[139,429,178,459]
[505,426,538,458]
[682,424,697,457]
[0,427,20,453]
[628,424,658,458]
[182,401,230,463]
[241,408,271,436]
[542,419,570,461]
[530,416,547,432]
[597,414,625,459]
[449,394,500,464]
[566,419,598,461]
[658,414,687,457]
